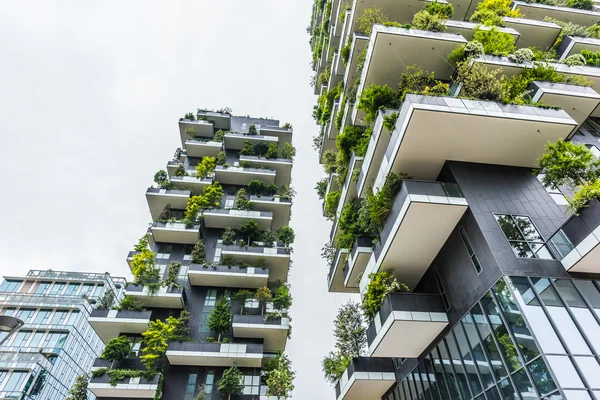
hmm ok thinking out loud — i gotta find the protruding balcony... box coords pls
[558,36,600,61]
[334,357,396,400]
[224,133,278,151]
[548,199,600,273]
[197,110,231,130]
[178,118,214,145]
[145,188,191,221]
[240,155,292,187]
[89,309,152,343]
[336,154,363,219]
[529,81,600,125]
[188,264,269,288]
[366,293,448,357]
[249,195,292,231]
[232,315,289,352]
[184,139,222,158]
[327,248,352,293]
[89,372,160,398]
[362,181,468,290]
[444,20,519,43]
[256,125,293,145]
[166,342,263,367]
[124,283,185,309]
[203,209,273,230]
[343,237,373,291]
[342,33,369,97]
[150,221,200,244]
[513,0,600,27]
[319,124,338,164]
[502,17,561,51]
[170,175,213,194]
[376,95,577,182]
[220,245,291,282]
[214,165,276,186]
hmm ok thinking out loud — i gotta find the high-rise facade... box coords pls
[85,110,295,399]
[0,270,125,399]
[310,1,600,399]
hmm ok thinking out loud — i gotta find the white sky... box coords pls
[0,1,354,398]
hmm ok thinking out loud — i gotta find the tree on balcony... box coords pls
[195,156,216,179]
[191,240,206,264]
[273,282,293,310]
[141,319,174,371]
[261,229,276,247]
[234,188,251,210]
[281,143,297,160]
[233,289,253,314]
[248,179,266,195]
[170,309,191,341]
[265,353,296,397]
[217,363,244,400]
[134,234,149,251]
[240,140,255,155]
[362,271,409,320]
[115,295,146,312]
[184,112,195,120]
[101,336,132,368]
[185,127,198,139]
[266,142,279,159]
[185,182,224,219]
[131,249,159,285]
[255,286,273,316]
[221,228,236,246]
[207,296,232,342]
[248,124,258,135]
[95,290,115,310]
[216,151,226,166]
[66,374,89,400]
[277,226,295,248]
[335,301,366,357]
[240,219,260,245]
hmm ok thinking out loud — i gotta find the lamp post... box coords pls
[0,315,24,346]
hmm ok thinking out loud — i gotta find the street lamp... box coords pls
[0,315,24,346]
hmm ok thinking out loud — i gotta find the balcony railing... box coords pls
[232,314,287,326]
[90,309,153,320]
[222,245,291,255]
[167,341,263,354]
[0,293,92,313]
[188,264,269,275]
[334,357,396,400]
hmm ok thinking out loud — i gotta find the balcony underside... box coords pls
[338,373,396,400]
[257,126,293,145]
[188,269,268,288]
[444,21,519,43]
[89,382,159,398]
[503,17,561,51]
[202,210,273,230]
[124,288,185,309]
[145,190,190,221]
[166,351,262,367]
[179,120,213,145]
[513,1,600,27]
[345,247,372,290]
[249,198,292,231]
[184,140,222,158]
[170,176,213,195]
[214,167,276,186]
[343,33,369,90]
[150,225,199,245]
[530,81,600,126]
[89,318,150,344]
[232,323,288,353]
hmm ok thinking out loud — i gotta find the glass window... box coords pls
[15,308,36,323]
[204,370,215,395]
[498,377,517,399]
[536,174,569,206]
[92,284,103,298]
[11,331,31,347]
[433,266,450,311]
[28,332,45,348]
[471,303,509,382]
[185,373,197,393]
[574,281,600,308]
[494,214,553,259]
[49,283,65,295]
[245,298,260,308]
[581,119,600,138]
[63,283,80,296]
[34,282,51,295]
[527,357,558,395]
[431,346,458,399]
[462,314,494,389]
[420,360,440,400]
[453,321,483,395]
[0,280,22,293]
[79,284,94,297]
[242,374,260,395]
[512,368,536,398]
[554,280,587,308]
[459,227,482,273]
[4,371,27,392]
[33,310,52,325]
[205,289,217,307]
[50,311,68,325]
[442,337,471,399]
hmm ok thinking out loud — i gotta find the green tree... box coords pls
[170,309,191,341]
[358,6,387,36]
[191,240,206,264]
[221,228,236,245]
[216,151,226,165]
[185,127,198,138]
[95,290,115,310]
[141,319,174,371]
[248,179,266,195]
[255,286,273,316]
[233,289,253,314]
[266,353,295,397]
[273,282,292,310]
[153,170,168,185]
[185,182,224,219]
[240,219,260,244]
[195,157,217,178]
[334,301,366,357]
[362,271,409,320]
[281,143,297,159]
[207,296,232,342]
[248,124,258,135]
[217,363,244,400]
[240,140,255,155]
[175,164,186,177]
[254,142,269,156]
[322,351,350,384]
[277,226,295,247]
[412,9,447,32]
[473,26,515,56]
[116,295,146,312]
[265,143,279,159]
[131,249,158,284]
[315,178,328,200]
[66,374,89,400]
[101,336,131,364]
[261,229,276,247]
[357,84,399,123]
[214,129,226,142]
[134,234,149,251]
[234,188,251,210]
[265,184,278,196]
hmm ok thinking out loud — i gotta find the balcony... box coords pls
[319,125,338,164]
[89,372,160,398]
[256,125,293,145]
[548,199,600,273]
[328,54,344,92]
[529,81,600,125]
[224,133,278,151]
[558,36,600,60]
[214,165,276,186]
[220,245,291,282]
[150,221,200,244]
[336,154,363,219]
[343,33,369,95]
[375,94,577,182]
[232,315,289,352]
[178,118,214,145]
[249,196,292,231]
[170,175,213,194]
[124,283,185,309]
[184,139,222,158]
[197,110,231,130]
[366,293,448,357]
[126,250,139,270]
[145,188,191,221]
[88,309,152,343]
[203,209,273,230]
[240,155,292,187]
[513,0,600,27]
[334,357,396,400]
[188,264,269,288]
[502,17,561,51]
[362,181,468,291]
[343,237,374,291]
[166,342,263,367]
[327,248,352,293]
[444,20,519,43]
[0,351,54,372]
[323,173,340,218]
[357,110,395,199]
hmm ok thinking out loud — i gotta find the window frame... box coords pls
[459,226,482,274]
[493,214,554,260]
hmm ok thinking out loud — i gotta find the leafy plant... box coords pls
[273,282,293,309]
[334,301,366,358]
[283,122,293,129]
[277,226,295,247]
[357,84,399,123]
[447,40,484,66]
[569,180,600,213]
[153,170,168,186]
[131,249,158,284]
[134,234,150,252]
[426,1,454,18]
[266,142,279,159]
[170,309,191,341]
[582,49,600,66]
[265,183,278,196]
[281,143,297,159]
[455,61,503,101]
[221,228,236,246]
[66,374,89,400]
[175,164,186,177]
[469,0,521,26]
[280,184,296,202]
[255,286,273,315]
[191,240,206,264]
[185,182,224,219]
[340,38,352,66]
[567,0,594,10]
[96,290,115,310]
[240,219,261,244]
[233,289,253,314]
[207,296,232,342]
[316,178,328,199]
[101,336,132,362]
[324,191,341,220]
[248,124,258,135]
[254,142,269,157]
[322,352,350,384]
[473,26,515,56]
[383,112,398,131]
[562,53,586,66]
[411,9,447,32]
[234,188,251,210]
[184,112,195,120]
[141,319,174,371]
[248,179,266,195]
[216,151,226,165]
[217,363,244,399]
[195,157,216,178]
[163,262,181,290]
[185,127,198,139]
[116,295,146,312]
[357,172,405,236]
[262,229,276,247]
[266,353,296,397]
[358,6,387,36]
[362,270,409,320]
[213,129,225,142]
[508,48,534,63]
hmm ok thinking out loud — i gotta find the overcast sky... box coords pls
[0,1,355,398]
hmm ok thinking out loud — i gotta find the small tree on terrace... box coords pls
[66,374,89,400]
[217,363,244,400]
[239,219,260,245]
[277,226,295,247]
[100,335,132,367]
[233,289,253,314]
[334,301,366,358]
[207,296,232,342]
[255,286,273,316]
[95,290,115,310]
[234,188,251,210]
[141,319,174,371]
[195,157,217,179]
[190,240,206,264]
[266,353,296,397]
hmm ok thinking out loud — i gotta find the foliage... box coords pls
[134,234,149,252]
[562,53,586,66]
[185,127,198,139]
[213,129,225,142]
[447,40,484,66]
[316,178,328,200]
[164,261,181,290]
[322,351,350,384]
[191,240,206,264]
[255,286,273,315]
[357,172,406,236]
[66,374,89,400]
[175,164,186,177]
[234,188,251,210]
[582,49,600,66]
[141,319,174,371]
[358,6,387,36]
[383,112,398,132]
[567,0,594,10]
[248,179,266,196]
[217,363,244,398]
[324,191,341,220]
[544,18,597,49]
[266,353,296,397]
[153,170,168,186]
[240,219,261,244]
[273,282,293,309]
[195,156,216,178]
[277,226,295,247]
[536,139,600,191]
[184,112,195,120]
[207,296,232,342]
[281,143,297,159]
[321,241,336,264]
[216,151,226,165]
[283,122,293,129]
[266,183,278,196]
[170,309,191,341]
[569,180,600,213]
[469,0,520,25]
[500,62,573,104]
[508,48,534,63]
[334,301,367,358]
[221,228,236,245]
[337,124,367,165]
[131,249,158,284]
[101,336,131,362]
[157,204,172,221]
[357,84,399,123]
[456,61,503,101]
[412,10,447,32]
[314,81,343,125]
[426,1,454,17]
[91,368,153,387]
[337,203,362,249]
[265,142,279,159]
[185,182,224,219]
[116,295,146,312]
[398,65,448,101]
[362,270,409,320]
[262,229,276,247]
[248,124,258,135]
[280,184,296,202]
[473,27,515,56]
[318,66,331,86]
[341,38,352,66]
[96,290,115,310]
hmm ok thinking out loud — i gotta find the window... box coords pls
[33,310,52,324]
[494,214,553,259]
[12,331,31,347]
[34,282,51,295]
[79,284,94,297]
[92,284,104,298]
[205,289,217,306]
[459,227,482,273]
[536,174,569,206]
[183,245,193,261]
[28,332,45,348]
[156,245,172,260]
[586,144,600,159]
[4,371,27,392]
[49,283,65,295]
[185,373,197,393]
[581,119,600,139]
[15,308,36,322]
[204,370,215,396]
[0,280,21,293]
[245,298,260,309]
[63,283,80,296]
[50,311,68,325]
[242,374,261,395]
[433,266,450,311]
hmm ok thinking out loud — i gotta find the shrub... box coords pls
[207,296,232,342]
[473,27,515,56]
[362,271,409,320]
[455,61,503,101]
[255,286,273,316]
[216,151,226,165]
[273,282,293,309]
[185,183,224,219]
[195,157,216,178]
[240,140,255,156]
[174,164,186,177]
[322,352,350,384]
[248,124,257,135]
[358,6,387,36]
[191,240,206,264]
[412,10,447,32]
[248,179,266,195]
[447,41,484,66]
[315,178,328,200]
[281,143,297,159]
[569,180,600,214]
[357,84,399,123]
[96,290,115,310]
[469,0,521,25]
[184,112,195,120]
[131,249,158,284]
[153,170,168,185]
[357,172,406,236]
[567,0,594,10]
[116,296,145,312]
[562,53,586,66]
[582,49,600,66]
[340,38,352,66]
[508,48,534,63]
[265,353,295,397]
[262,229,276,247]
[213,129,225,142]
[221,228,236,245]
[265,183,278,196]
[101,336,131,362]
[240,219,261,244]
[277,226,295,247]
[383,112,398,132]
[426,1,454,17]
[318,66,331,86]
[134,234,149,252]
[398,65,447,101]
[234,188,251,210]
[336,124,366,163]
[141,319,173,371]
[266,143,279,159]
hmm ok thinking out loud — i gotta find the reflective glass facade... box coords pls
[387,277,600,400]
